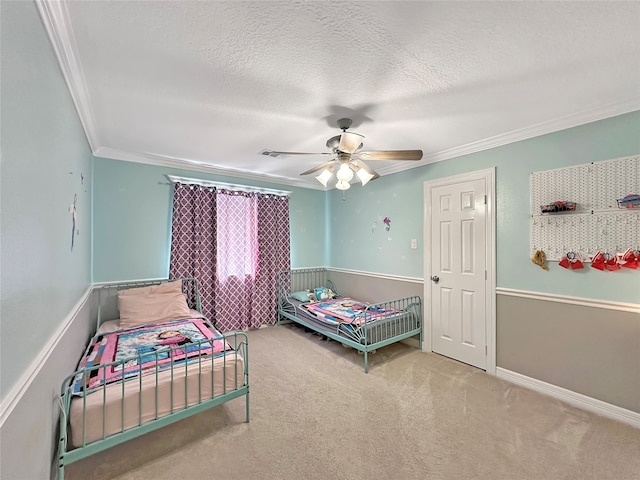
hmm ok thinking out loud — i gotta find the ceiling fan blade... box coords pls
[338,132,365,154]
[357,150,423,161]
[261,149,333,157]
[300,159,337,176]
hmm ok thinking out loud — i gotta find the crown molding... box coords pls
[96,98,640,186]
[38,0,639,189]
[36,0,100,151]
[93,147,324,190]
[376,98,640,176]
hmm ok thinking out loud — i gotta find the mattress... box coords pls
[69,319,245,447]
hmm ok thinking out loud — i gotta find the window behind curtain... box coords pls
[216,192,258,280]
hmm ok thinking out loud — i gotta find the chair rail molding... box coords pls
[496,287,640,313]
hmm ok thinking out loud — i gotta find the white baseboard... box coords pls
[496,367,640,429]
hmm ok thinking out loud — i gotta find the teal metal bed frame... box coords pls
[276,268,422,373]
[57,278,249,480]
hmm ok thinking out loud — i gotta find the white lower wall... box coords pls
[0,288,94,480]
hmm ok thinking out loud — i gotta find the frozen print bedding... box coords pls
[301,298,401,325]
[71,318,230,395]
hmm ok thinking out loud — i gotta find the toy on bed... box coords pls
[277,268,422,373]
[57,278,249,480]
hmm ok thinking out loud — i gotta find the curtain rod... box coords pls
[166,175,291,197]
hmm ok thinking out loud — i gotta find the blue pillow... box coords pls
[290,290,312,303]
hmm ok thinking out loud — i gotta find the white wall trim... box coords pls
[0,286,92,428]
[36,0,100,152]
[496,287,640,314]
[92,277,168,287]
[93,147,318,190]
[326,267,423,284]
[376,98,640,176]
[497,368,640,429]
[166,174,291,196]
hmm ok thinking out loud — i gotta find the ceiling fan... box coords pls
[261,118,423,190]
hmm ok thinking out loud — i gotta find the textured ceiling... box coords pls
[40,1,640,189]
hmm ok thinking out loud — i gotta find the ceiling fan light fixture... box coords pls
[335,180,351,191]
[315,168,333,187]
[263,117,420,188]
[336,163,354,182]
[338,132,364,154]
[356,168,375,186]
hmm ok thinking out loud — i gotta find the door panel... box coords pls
[431,178,487,369]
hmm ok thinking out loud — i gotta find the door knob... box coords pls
[431,275,439,283]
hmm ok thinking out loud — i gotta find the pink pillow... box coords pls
[118,280,182,297]
[118,292,192,328]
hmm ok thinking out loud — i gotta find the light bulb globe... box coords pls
[336,163,354,182]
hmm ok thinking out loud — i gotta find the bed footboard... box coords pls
[58,331,248,479]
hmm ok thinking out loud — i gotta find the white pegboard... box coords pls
[530,154,640,261]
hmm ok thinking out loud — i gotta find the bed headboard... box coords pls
[276,268,339,305]
[96,278,201,329]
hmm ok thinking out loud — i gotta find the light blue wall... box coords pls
[0,0,93,400]
[93,159,326,282]
[328,111,640,303]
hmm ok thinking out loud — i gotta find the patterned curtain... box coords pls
[169,185,290,331]
[254,193,290,326]
[169,184,217,321]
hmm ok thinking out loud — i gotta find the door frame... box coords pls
[422,168,496,374]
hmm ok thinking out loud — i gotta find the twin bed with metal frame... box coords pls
[57,278,249,479]
[276,268,422,373]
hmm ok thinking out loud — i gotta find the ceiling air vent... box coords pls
[260,149,286,158]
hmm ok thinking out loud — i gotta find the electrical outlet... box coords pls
[411,239,417,249]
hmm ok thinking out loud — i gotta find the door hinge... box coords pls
[484,194,487,205]
[485,345,488,356]
[485,270,487,280]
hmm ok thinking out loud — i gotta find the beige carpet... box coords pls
[65,324,640,480]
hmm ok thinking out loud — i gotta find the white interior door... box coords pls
[428,177,487,369]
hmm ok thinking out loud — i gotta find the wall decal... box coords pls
[69,193,78,251]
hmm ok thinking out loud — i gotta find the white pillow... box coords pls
[118,280,182,297]
[118,292,192,328]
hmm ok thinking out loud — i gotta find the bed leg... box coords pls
[364,350,369,374]
[245,391,250,423]
[58,435,65,480]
